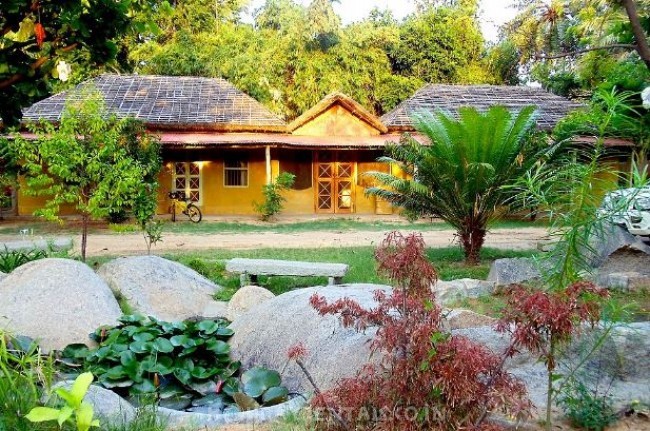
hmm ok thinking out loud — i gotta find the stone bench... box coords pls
[225,258,349,287]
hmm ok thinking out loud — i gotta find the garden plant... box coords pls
[367,106,554,264]
[59,315,289,413]
[294,232,531,430]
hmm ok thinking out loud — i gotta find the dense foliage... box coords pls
[59,315,288,413]
[29,0,513,122]
[499,0,650,146]
[9,93,161,261]
[0,248,47,273]
[367,106,551,264]
[0,0,165,125]
[303,232,530,430]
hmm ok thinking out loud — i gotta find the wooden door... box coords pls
[315,152,356,213]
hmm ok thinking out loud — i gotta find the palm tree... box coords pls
[367,105,552,265]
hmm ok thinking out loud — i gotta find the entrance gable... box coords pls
[289,93,388,137]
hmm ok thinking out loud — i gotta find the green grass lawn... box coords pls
[0,217,548,236]
[126,246,538,301]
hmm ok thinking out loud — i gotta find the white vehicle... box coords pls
[600,187,650,237]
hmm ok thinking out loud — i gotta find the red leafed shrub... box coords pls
[496,281,609,368]
[305,232,530,431]
[496,281,609,429]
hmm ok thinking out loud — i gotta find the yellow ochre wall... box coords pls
[157,150,267,216]
[16,177,77,216]
[157,149,389,216]
[292,105,381,137]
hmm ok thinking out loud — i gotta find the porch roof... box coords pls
[21,74,287,132]
[382,84,583,131]
[157,132,421,149]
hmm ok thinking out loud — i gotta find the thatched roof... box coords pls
[382,84,583,131]
[22,74,287,132]
[288,92,388,133]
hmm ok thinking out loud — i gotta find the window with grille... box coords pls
[224,159,249,187]
[172,162,202,204]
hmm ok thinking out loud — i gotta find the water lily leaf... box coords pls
[159,394,192,410]
[129,340,151,354]
[150,356,174,375]
[169,335,189,347]
[176,358,194,372]
[262,386,289,405]
[222,378,240,396]
[60,343,90,360]
[132,380,157,394]
[159,384,185,400]
[103,366,127,380]
[190,366,214,380]
[120,351,137,368]
[152,338,174,353]
[132,332,155,342]
[205,339,230,355]
[188,380,217,395]
[197,320,219,335]
[241,367,281,398]
[160,321,187,333]
[174,369,192,385]
[192,393,227,408]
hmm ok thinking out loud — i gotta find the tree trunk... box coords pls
[620,0,650,70]
[81,213,89,262]
[459,221,487,265]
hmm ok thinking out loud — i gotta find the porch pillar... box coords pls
[265,145,272,185]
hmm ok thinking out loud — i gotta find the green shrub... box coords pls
[59,315,288,413]
[558,381,617,431]
[0,331,55,431]
[0,248,47,272]
[254,172,295,221]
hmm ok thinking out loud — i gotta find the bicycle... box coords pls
[168,191,202,223]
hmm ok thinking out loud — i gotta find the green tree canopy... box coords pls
[9,91,161,261]
[127,0,503,119]
[0,0,166,125]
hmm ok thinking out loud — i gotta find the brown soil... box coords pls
[56,227,547,257]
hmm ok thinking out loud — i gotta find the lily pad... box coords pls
[241,367,282,398]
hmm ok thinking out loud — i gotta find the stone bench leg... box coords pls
[328,276,343,286]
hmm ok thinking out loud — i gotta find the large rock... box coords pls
[443,309,496,330]
[97,256,223,321]
[586,223,650,268]
[487,258,542,286]
[50,383,136,427]
[227,285,275,321]
[435,279,495,304]
[228,284,391,393]
[454,322,650,411]
[595,247,650,290]
[0,258,121,351]
[597,271,650,291]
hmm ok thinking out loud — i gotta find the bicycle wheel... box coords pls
[186,204,202,223]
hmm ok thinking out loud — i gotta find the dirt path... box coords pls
[70,227,548,257]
